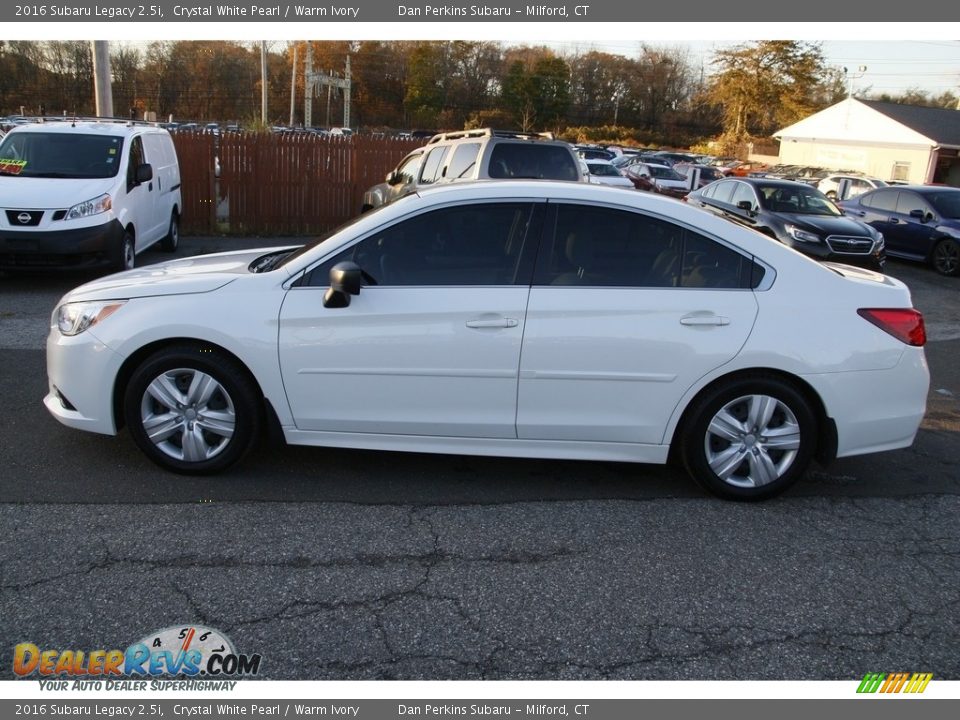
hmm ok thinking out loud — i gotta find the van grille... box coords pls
[5,210,43,227]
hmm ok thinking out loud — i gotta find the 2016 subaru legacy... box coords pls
[46,181,929,500]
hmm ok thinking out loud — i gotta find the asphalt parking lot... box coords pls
[0,238,958,680]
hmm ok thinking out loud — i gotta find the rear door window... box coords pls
[535,204,750,289]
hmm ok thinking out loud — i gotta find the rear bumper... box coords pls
[0,220,124,270]
[802,348,929,458]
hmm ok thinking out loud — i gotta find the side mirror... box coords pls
[386,171,401,185]
[135,163,153,184]
[322,261,363,308]
[737,200,754,213]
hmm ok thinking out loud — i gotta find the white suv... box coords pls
[817,174,887,201]
[361,128,582,212]
[0,118,182,272]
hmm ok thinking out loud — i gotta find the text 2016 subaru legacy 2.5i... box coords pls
[45,181,929,500]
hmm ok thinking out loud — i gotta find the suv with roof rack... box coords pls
[360,128,582,212]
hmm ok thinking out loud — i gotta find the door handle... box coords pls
[466,318,518,329]
[889,217,899,223]
[680,315,729,326]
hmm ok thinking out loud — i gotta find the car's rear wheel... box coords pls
[680,376,817,500]
[932,238,960,276]
[123,345,261,474]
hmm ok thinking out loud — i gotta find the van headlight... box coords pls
[55,300,126,336]
[66,193,112,220]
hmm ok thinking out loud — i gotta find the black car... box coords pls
[839,185,960,276]
[686,177,886,271]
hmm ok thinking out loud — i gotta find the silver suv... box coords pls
[361,128,582,212]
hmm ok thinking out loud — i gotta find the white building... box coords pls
[774,98,960,187]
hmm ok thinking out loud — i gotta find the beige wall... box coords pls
[778,141,932,183]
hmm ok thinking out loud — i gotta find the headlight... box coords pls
[875,232,885,250]
[66,193,112,220]
[786,225,822,244]
[55,300,126,336]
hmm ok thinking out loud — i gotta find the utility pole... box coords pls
[289,43,298,126]
[304,43,313,127]
[304,53,352,130]
[91,41,113,118]
[260,41,268,126]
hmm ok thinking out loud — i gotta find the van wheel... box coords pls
[113,230,135,272]
[160,212,180,252]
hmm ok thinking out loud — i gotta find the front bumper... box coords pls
[45,324,125,435]
[0,219,124,270]
[780,235,886,271]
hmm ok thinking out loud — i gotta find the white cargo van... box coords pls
[0,119,182,272]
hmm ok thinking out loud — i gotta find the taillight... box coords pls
[857,308,926,346]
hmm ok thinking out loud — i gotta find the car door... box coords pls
[850,188,901,251]
[890,190,940,260]
[278,201,543,438]
[516,202,759,444]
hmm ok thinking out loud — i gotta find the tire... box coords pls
[113,229,135,272]
[932,238,960,277]
[825,190,837,200]
[679,375,817,501]
[160,211,180,252]
[123,344,261,475]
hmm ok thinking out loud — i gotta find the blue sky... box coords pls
[539,40,960,97]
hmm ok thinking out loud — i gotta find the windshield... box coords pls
[588,163,621,177]
[649,166,684,181]
[757,183,840,217]
[0,132,123,179]
[925,191,960,219]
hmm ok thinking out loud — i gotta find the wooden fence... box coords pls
[172,132,422,236]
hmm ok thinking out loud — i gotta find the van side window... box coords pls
[127,136,145,192]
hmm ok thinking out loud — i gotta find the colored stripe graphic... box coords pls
[904,673,933,694]
[857,673,885,693]
[857,672,932,694]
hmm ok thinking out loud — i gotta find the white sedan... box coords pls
[45,181,929,500]
[583,159,635,188]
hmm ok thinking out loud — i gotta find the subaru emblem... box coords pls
[17,212,31,224]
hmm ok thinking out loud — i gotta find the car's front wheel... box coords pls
[932,238,960,276]
[680,376,817,500]
[123,345,261,474]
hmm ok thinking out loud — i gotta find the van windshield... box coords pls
[0,133,124,179]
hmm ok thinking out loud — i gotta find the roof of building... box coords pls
[859,100,960,147]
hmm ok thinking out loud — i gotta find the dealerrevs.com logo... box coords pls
[13,626,262,690]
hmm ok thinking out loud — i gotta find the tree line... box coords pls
[1,40,956,150]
